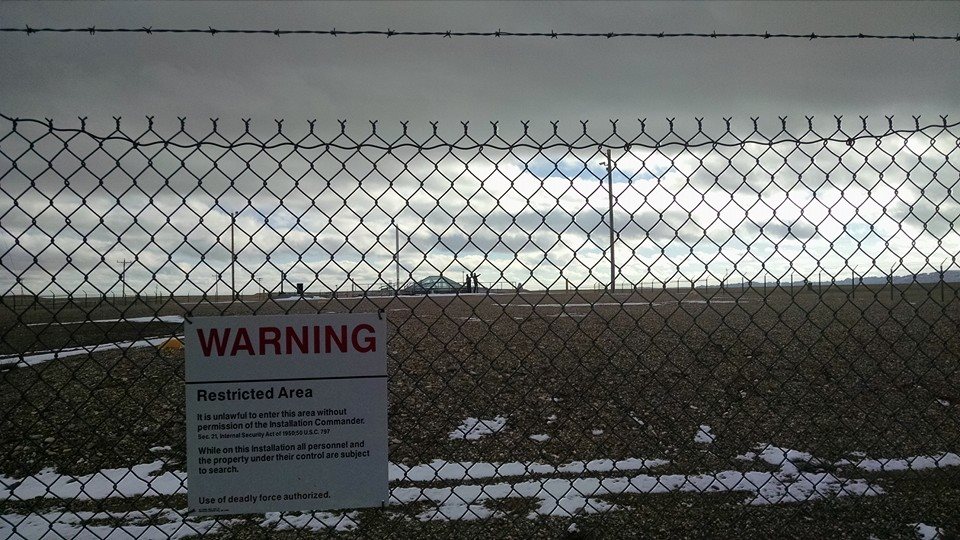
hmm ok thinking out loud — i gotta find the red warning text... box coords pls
[196,324,378,357]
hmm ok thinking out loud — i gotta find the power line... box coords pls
[0,26,958,42]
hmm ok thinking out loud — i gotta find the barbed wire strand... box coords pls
[0,26,958,42]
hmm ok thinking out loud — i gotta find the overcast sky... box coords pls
[1,1,958,295]
[2,1,958,126]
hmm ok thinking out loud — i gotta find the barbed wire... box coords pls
[1,26,958,42]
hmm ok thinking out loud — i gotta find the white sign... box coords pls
[184,313,388,516]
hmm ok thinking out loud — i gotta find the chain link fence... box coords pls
[1,114,959,538]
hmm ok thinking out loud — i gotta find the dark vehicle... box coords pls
[400,275,464,295]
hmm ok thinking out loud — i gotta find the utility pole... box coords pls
[395,226,401,291]
[600,149,616,292]
[230,211,238,300]
[117,259,131,298]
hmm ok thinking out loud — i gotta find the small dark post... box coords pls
[296,283,304,297]
[941,268,945,303]
[230,211,238,300]
[851,266,856,300]
[890,265,895,302]
[941,259,948,303]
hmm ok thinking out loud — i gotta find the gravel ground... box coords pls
[1,285,958,538]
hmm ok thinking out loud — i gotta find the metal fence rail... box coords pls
[1,115,958,538]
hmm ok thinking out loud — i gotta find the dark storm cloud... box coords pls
[1,1,958,129]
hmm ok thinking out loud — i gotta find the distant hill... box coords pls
[739,270,960,287]
[836,270,960,286]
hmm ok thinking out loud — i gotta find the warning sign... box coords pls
[184,313,388,515]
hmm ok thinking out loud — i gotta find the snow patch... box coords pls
[1,336,180,369]
[0,460,186,501]
[391,467,880,518]
[912,523,943,540]
[736,445,826,474]
[836,452,960,472]
[0,508,223,540]
[694,425,715,444]
[0,508,360,539]
[261,511,358,532]
[1,456,671,503]
[0,446,891,531]
[449,417,507,440]
[529,434,551,443]
[12,443,952,530]
[26,315,184,327]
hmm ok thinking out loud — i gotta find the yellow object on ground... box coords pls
[160,337,183,350]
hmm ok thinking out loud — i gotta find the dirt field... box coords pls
[1,285,959,538]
